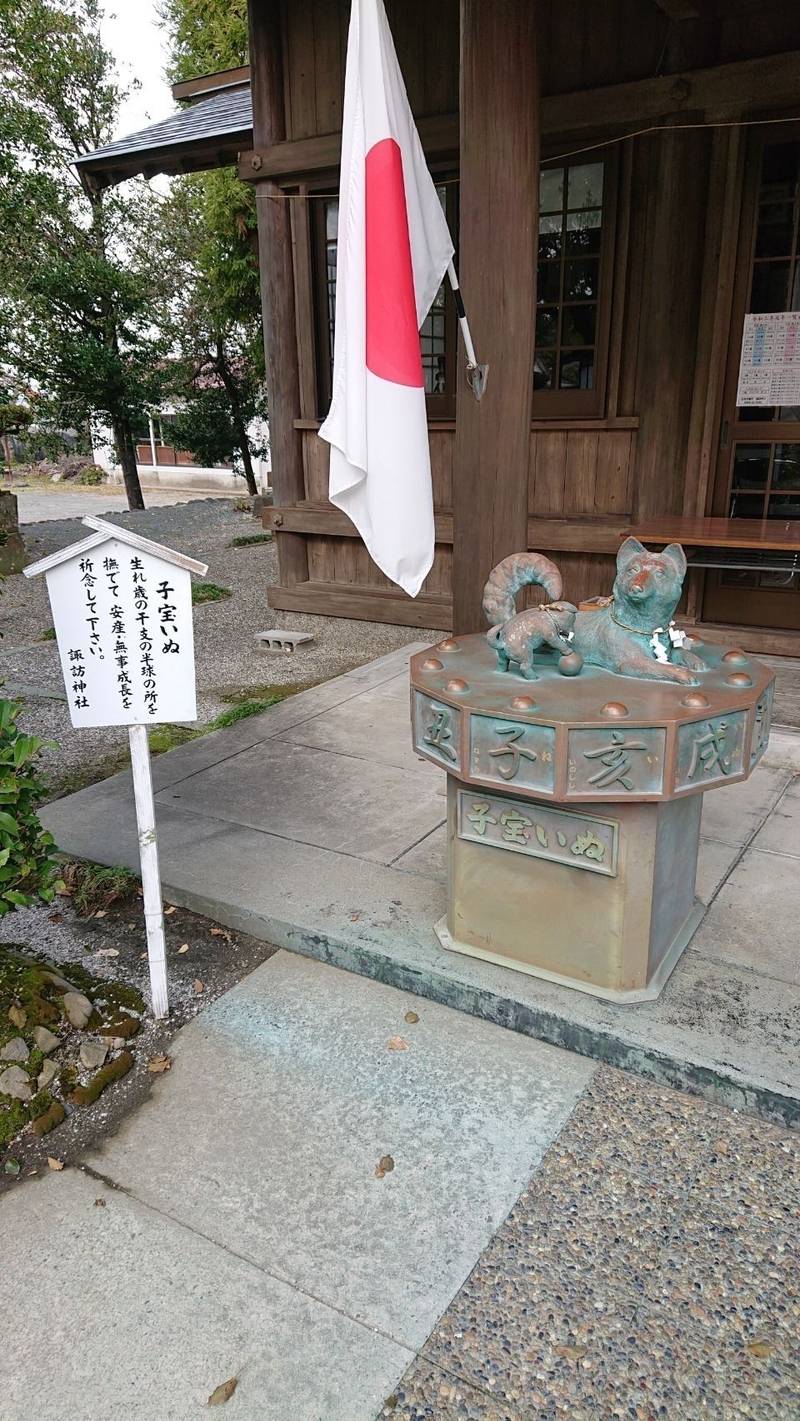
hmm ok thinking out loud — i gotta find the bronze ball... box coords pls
[558,651,583,677]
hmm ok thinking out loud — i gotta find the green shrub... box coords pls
[78,465,104,485]
[0,700,61,915]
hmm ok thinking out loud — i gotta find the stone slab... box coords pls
[85,951,593,1349]
[690,845,800,985]
[699,764,791,846]
[0,1167,413,1421]
[694,836,741,905]
[156,737,445,865]
[750,777,800,859]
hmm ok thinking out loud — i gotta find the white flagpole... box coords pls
[128,723,169,1019]
[447,261,488,400]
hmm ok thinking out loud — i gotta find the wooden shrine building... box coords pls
[77,1,800,653]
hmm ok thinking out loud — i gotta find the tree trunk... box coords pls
[112,415,145,510]
[215,339,258,496]
[238,439,258,497]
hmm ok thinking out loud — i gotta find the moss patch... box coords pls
[148,724,197,755]
[192,581,231,605]
[30,1099,65,1136]
[228,532,273,548]
[69,1050,134,1106]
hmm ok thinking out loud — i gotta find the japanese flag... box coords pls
[318,0,454,597]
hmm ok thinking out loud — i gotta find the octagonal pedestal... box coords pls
[437,777,705,1002]
[411,632,774,1003]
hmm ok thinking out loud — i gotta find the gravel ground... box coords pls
[0,497,438,793]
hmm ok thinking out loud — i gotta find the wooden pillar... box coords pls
[452,0,539,633]
[248,0,308,585]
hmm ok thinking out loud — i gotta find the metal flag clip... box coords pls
[447,261,488,401]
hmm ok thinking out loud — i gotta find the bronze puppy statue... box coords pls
[483,553,579,679]
[483,541,706,684]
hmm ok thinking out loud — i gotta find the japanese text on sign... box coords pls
[45,540,197,729]
[736,312,800,408]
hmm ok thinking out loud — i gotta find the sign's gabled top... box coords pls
[24,515,208,580]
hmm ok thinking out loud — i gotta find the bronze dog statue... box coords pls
[483,540,706,684]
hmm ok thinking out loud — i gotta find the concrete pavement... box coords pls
[42,643,800,1122]
[2,955,796,1419]
[1,953,592,1420]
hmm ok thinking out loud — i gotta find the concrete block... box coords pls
[255,628,315,651]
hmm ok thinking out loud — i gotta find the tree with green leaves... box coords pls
[157,0,267,495]
[0,0,165,509]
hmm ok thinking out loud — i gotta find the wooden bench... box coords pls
[626,517,800,576]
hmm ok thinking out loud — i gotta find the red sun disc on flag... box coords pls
[365,137,424,388]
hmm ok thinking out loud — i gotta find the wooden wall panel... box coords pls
[528,430,634,519]
[281,0,458,142]
[430,429,454,510]
[302,430,330,502]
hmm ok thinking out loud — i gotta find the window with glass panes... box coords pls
[318,186,450,409]
[716,138,800,600]
[534,160,608,412]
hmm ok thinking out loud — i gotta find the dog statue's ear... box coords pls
[661,543,687,579]
[617,537,646,569]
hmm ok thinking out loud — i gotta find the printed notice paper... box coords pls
[736,311,800,407]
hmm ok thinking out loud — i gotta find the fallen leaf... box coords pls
[193,979,205,994]
[386,1036,409,1052]
[553,1344,588,1361]
[8,1004,26,1029]
[147,1054,172,1073]
[47,1157,64,1172]
[404,1011,419,1025]
[164,905,177,915]
[375,1154,395,1179]
[94,1197,107,1208]
[94,910,107,919]
[210,927,230,939]
[139,952,147,961]
[48,912,63,924]
[349,911,362,923]
[208,1377,238,1406]
[95,948,120,957]
[746,1340,775,1359]
[177,943,190,954]
[4,1158,20,1177]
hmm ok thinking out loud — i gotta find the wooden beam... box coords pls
[452,0,539,633]
[654,0,701,18]
[248,0,308,588]
[265,502,630,554]
[544,48,800,135]
[238,112,458,183]
[267,581,453,630]
[239,48,800,186]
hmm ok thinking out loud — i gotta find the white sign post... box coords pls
[25,516,208,1018]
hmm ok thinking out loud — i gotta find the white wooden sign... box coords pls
[25,517,208,1018]
[736,311,800,407]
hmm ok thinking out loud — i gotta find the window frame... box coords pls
[532,146,618,419]
[310,168,459,421]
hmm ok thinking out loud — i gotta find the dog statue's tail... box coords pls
[482,552,563,627]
